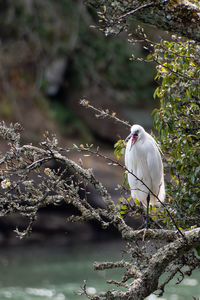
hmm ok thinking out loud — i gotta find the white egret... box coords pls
[125,124,165,228]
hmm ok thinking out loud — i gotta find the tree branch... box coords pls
[91,228,200,300]
[15,145,180,242]
[1,123,200,300]
[85,0,200,42]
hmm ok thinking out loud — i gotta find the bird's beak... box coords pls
[125,133,132,143]
[125,133,138,151]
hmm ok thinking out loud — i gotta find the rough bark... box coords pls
[84,0,200,41]
[96,228,200,300]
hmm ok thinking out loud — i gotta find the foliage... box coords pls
[113,36,200,229]
[113,139,126,160]
[151,38,200,228]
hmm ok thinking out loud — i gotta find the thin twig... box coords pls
[157,265,183,296]
[80,99,131,128]
[76,145,185,239]
[117,2,154,21]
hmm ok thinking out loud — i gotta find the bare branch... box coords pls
[85,0,200,42]
[80,99,131,128]
[91,228,200,300]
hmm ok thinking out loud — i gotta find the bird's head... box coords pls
[125,125,145,150]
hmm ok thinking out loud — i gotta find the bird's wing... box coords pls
[146,132,163,155]
[146,140,163,196]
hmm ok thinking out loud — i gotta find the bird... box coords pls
[125,124,165,228]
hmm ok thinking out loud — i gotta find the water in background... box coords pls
[0,243,199,300]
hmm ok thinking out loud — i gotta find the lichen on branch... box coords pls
[84,0,200,41]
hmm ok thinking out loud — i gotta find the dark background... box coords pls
[0,0,165,245]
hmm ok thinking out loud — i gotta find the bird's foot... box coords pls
[142,228,148,242]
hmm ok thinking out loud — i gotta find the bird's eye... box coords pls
[133,130,139,136]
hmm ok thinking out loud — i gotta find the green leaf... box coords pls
[114,139,126,160]
[134,198,140,206]
[186,89,191,99]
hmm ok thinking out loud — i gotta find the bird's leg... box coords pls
[146,194,150,229]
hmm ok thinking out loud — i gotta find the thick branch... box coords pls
[85,0,200,42]
[97,228,200,300]
[17,145,180,242]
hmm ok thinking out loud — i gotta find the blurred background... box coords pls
[0,0,161,246]
[1,1,199,300]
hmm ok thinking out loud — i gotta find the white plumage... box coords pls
[125,124,165,207]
